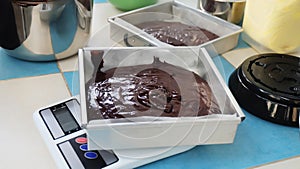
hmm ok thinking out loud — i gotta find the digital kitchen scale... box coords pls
[33,96,194,169]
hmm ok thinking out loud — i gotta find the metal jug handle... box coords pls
[74,0,92,31]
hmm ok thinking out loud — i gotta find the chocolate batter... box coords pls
[136,21,219,46]
[87,57,220,120]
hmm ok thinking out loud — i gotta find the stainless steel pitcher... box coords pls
[198,0,246,24]
[0,0,93,61]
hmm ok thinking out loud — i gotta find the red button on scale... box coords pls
[75,137,87,144]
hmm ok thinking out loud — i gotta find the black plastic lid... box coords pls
[229,53,300,127]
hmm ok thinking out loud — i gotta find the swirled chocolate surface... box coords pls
[136,21,219,46]
[87,57,220,120]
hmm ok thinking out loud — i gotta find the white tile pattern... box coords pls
[0,74,70,169]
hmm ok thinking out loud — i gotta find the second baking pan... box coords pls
[108,0,242,54]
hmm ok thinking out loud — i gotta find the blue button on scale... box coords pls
[80,144,88,151]
[84,152,98,159]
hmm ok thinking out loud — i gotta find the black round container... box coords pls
[229,53,300,127]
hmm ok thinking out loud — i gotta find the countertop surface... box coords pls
[1,0,300,169]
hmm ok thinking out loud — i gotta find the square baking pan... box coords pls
[108,0,242,54]
[78,46,244,150]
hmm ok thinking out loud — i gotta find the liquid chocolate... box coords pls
[87,57,220,120]
[136,21,219,46]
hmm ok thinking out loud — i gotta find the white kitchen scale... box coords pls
[33,96,194,169]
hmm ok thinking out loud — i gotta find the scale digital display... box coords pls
[52,104,80,134]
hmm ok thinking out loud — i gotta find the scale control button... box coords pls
[84,152,98,159]
[80,144,88,151]
[75,137,87,144]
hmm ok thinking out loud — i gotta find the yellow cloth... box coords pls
[243,0,300,53]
